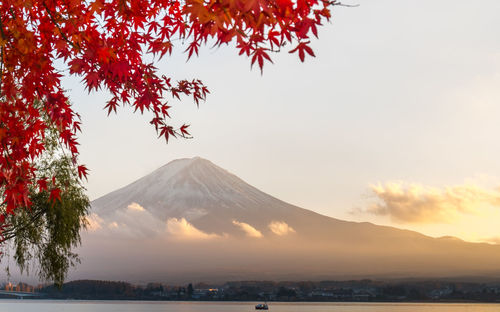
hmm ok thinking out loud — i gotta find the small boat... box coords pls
[255,303,269,310]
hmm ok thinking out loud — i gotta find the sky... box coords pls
[62,0,500,244]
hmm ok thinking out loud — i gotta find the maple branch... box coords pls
[332,1,360,7]
[266,46,282,53]
[0,16,5,90]
[1,142,11,168]
[8,8,16,20]
[41,2,79,51]
[0,46,4,92]
[0,16,5,41]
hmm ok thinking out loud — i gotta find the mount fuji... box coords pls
[74,157,500,283]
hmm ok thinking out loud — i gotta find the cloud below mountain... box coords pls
[127,202,145,212]
[86,213,104,231]
[167,218,223,240]
[232,220,263,238]
[365,182,500,223]
[268,221,295,236]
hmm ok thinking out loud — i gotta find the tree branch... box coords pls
[0,208,46,242]
[332,1,360,7]
[41,2,79,51]
[0,16,6,90]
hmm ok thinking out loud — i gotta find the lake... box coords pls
[0,301,499,312]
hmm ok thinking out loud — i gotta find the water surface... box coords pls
[0,300,499,312]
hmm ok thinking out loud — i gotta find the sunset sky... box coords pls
[63,0,500,244]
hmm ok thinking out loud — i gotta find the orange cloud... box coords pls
[85,213,104,231]
[167,218,221,240]
[269,221,296,236]
[365,182,500,223]
[127,202,145,212]
[232,220,263,238]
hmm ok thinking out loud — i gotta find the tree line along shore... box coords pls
[2,279,500,302]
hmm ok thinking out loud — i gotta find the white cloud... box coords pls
[127,202,145,212]
[365,182,500,223]
[85,213,104,231]
[232,220,263,238]
[268,221,296,236]
[166,218,221,240]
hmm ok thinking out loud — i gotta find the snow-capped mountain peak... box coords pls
[91,157,292,228]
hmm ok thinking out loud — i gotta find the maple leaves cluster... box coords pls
[184,0,333,67]
[0,0,335,233]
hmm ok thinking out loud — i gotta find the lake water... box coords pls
[0,301,499,312]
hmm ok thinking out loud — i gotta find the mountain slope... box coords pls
[78,157,500,283]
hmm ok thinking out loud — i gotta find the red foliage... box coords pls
[0,0,336,228]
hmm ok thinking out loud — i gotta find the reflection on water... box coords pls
[0,301,499,312]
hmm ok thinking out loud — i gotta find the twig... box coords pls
[41,2,80,51]
[0,16,6,89]
[333,2,360,7]
[1,208,46,242]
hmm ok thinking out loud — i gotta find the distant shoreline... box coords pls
[3,279,500,303]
